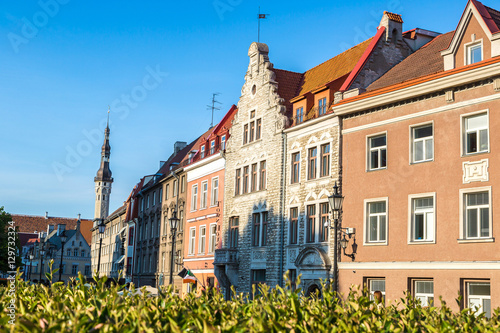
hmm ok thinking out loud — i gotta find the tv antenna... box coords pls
[207,93,221,128]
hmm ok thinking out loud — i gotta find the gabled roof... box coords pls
[12,214,93,245]
[472,0,500,35]
[273,68,303,114]
[367,31,454,91]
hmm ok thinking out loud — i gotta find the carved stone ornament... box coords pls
[463,159,489,183]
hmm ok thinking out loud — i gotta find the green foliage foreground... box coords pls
[1,272,500,332]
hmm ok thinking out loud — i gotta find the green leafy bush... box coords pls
[1,269,500,332]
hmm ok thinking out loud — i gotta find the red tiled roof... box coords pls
[384,11,403,23]
[273,68,303,115]
[472,0,500,34]
[11,214,93,245]
[19,233,38,247]
[367,31,454,91]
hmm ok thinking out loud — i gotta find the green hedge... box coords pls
[1,268,499,332]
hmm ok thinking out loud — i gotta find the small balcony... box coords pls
[214,248,239,266]
[287,102,334,129]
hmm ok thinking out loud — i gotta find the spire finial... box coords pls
[107,106,110,129]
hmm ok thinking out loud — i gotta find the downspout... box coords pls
[279,131,287,287]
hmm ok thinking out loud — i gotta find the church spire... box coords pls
[94,108,113,220]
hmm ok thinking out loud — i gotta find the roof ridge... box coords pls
[421,30,454,49]
[273,68,303,75]
[12,213,91,220]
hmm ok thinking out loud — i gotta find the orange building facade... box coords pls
[182,106,236,293]
[334,0,500,316]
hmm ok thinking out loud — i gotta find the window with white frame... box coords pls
[320,143,330,177]
[191,184,198,211]
[412,124,433,163]
[221,135,226,150]
[200,181,208,209]
[201,145,205,158]
[188,227,196,255]
[466,43,482,65]
[412,279,434,306]
[463,113,488,154]
[366,200,387,244]
[462,189,491,239]
[291,152,300,184]
[210,140,216,155]
[367,278,386,303]
[368,134,387,170]
[208,223,217,254]
[466,281,491,318]
[199,226,206,254]
[211,177,219,206]
[410,196,435,243]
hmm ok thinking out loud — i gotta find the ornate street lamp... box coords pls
[328,182,344,295]
[169,210,180,286]
[97,220,106,277]
[39,238,46,283]
[58,231,67,282]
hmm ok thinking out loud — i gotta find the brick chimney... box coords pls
[379,11,404,43]
[174,141,187,154]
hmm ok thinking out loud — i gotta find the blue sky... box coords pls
[0,0,486,219]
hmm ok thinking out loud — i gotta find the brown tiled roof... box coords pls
[296,38,374,96]
[367,31,454,91]
[384,11,403,23]
[12,214,93,245]
[484,5,500,32]
[273,68,303,115]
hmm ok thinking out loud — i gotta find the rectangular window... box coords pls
[229,217,239,248]
[466,281,491,318]
[159,188,163,202]
[84,265,90,276]
[181,176,186,193]
[412,279,434,306]
[308,147,317,180]
[173,180,178,197]
[410,196,435,242]
[260,161,266,190]
[74,249,78,256]
[320,144,330,177]
[256,119,262,140]
[147,195,150,209]
[251,269,266,294]
[243,124,248,144]
[208,223,217,254]
[211,177,219,206]
[201,146,205,158]
[199,226,206,254]
[319,202,329,242]
[366,200,387,243]
[200,181,208,209]
[464,113,488,154]
[250,121,255,142]
[306,204,316,243]
[261,212,268,246]
[296,107,304,124]
[191,184,198,211]
[367,278,386,303]
[251,163,258,192]
[318,98,327,116]
[152,191,156,206]
[289,208,298,245]
[221,135,226,150]
[252,213,261,247]
[464,191,490,239]
[235,169,241,195]
[189,227,196,255]
[369,134,387,170]
[166,184,170,200]
[243,166,249,194]
[72,264,78,275]
[210,140,216,155]
[467,43,482,65]
[291,152,300,183]
[412,124,433,163]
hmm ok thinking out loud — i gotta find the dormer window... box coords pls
[221,135,226,150]
[210,140,215,155]
[467,43,482,65]
[201,146,205,158]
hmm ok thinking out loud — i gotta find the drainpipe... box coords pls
[279,131,287,287]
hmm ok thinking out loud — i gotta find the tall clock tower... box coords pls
[94,117,113,220]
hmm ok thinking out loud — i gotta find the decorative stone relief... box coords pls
[252,249,266,261]
[288,248,298,264]
[463,159,489,183]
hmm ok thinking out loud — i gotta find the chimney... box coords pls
[76,214,81,232]
[174,141,187,154]
[47,224,54,235]
[45,211,48,219]
[57,224,66,236]
[379,11,403,43]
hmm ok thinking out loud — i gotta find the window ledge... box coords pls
[363,242,388,246]
[242,139,263,147]
[366,167,387,173]
[457,238,494,244]
[462,151,490,157]
[410,159,434,165]
[409,240,436,245]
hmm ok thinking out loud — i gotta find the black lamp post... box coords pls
[26,250,34,280]
[169,210,180,285]
[39,238,46,283]
[328,182,344,295]
[97,220,106,277]
[58,231,67,282]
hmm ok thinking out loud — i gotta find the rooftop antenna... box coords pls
[207,93,221,128]
[258,7,269,43]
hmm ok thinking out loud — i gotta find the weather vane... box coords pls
[258,7,269,43]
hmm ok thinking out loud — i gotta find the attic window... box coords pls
[392,28,398,43]
[467,43,482,65]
